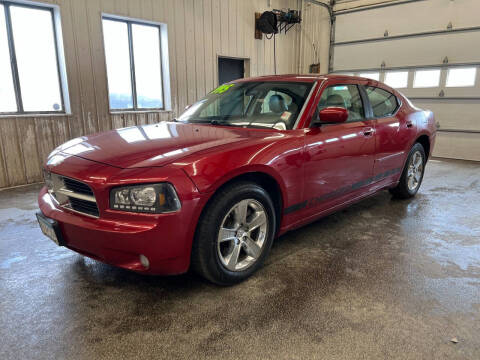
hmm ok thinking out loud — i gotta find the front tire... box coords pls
[191,181,276,285]
[390,143,426,199]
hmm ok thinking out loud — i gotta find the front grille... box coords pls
[67,198,100,218]
[63,177,94,197]
[47,172,100,218]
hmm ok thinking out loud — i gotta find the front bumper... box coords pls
[39,187,202,274]
[37,158,206,275]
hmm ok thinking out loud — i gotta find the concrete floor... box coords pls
[0,159,479,360]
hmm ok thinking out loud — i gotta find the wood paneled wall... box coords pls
[0,0,330,189]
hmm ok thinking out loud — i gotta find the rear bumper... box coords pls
[38,185,204,275]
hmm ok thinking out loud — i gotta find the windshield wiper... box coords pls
[209,119,238,127]
[182,119,241,127]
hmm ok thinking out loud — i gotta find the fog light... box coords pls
[139,254,150,269]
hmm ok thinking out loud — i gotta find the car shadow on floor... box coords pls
[66,190,407,295]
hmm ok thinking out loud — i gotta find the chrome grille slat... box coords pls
[63,177,94,196]
[48,174,99,218]
[56,188,96,202]
[67,198,100,218]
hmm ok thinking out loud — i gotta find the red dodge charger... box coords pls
[37,75,436,285]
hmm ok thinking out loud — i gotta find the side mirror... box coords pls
[312,107,348,126]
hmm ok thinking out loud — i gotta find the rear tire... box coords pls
[191,181,276,285]
[389,143,426,199]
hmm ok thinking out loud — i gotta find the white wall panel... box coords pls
[335,0,480,43]
[411,100,480,131]
[298,0,330,74]
[333,31,480,71]
[332,0,480,161]
[434,132,480,162]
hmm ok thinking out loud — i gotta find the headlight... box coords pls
[110,183,181,213]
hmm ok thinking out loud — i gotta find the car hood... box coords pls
[54,122,268,169]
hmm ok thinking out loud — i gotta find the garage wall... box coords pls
[0,0,304,189]
[331,0,480,161]
[298,0,330,74]
[334,0,406,12]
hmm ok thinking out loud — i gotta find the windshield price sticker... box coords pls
[211,84,235,94]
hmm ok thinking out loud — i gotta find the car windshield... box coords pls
[177,81,314,130]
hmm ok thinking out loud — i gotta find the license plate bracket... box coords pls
[36,212,65,246]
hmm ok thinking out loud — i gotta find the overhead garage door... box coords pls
[331,0,480,161]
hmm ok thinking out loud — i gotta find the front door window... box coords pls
[317,84,365,122]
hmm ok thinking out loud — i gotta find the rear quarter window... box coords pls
[365,87,399,118]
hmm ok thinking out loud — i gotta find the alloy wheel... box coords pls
[217,199,268,271]
[407,150,424,191]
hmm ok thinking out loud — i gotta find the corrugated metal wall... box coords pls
[0,0,309,189]
[298,0,330,74]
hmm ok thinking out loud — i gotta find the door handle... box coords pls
[362,127,374,137]
[406,121,413,128]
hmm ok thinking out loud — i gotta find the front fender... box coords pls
[197,163,288,196]
[171,137,305,211]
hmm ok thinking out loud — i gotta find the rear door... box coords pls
[362,85,414,185]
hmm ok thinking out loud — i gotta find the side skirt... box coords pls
[278,181,397,235]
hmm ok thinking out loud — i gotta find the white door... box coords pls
[331,0,480,161]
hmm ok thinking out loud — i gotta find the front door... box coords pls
[301,83,376,219]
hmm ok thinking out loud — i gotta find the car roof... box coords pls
[234,74,402,97]
[235,74,382,84]
[235,74,325,83]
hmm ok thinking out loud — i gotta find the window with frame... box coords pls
[102,17,164,111]
[385,71,408,89]
[318,84,365,122]
[358,72,380,81]
[364,86,398,118]
[0,2,66,114]
[413,69,441,88]
[446,67,477,87]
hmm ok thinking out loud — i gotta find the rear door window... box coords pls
[317,84,365,121]
[364,87,398,118]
